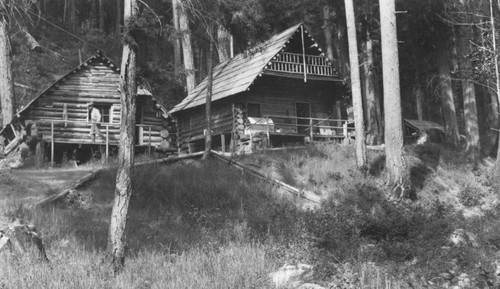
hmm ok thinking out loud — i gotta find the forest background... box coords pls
[4,0,499,160]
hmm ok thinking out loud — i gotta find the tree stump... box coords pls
[0,218,49,262]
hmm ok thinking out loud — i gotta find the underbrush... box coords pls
[2,143,500,288]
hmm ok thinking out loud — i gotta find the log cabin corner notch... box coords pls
[0,50,174,164]
[169,23,352,153]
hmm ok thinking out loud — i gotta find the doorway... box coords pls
[296,102,310,135]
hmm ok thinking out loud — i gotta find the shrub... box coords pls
[458,185,483,207]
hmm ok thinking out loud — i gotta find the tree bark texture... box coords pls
[108,0,138,274]
[438,50,460,147]
[0,19,15,129]
[458,25,481,161]
[489,0,500,170]
[344,0,366,167]
[178,0,196,93]
[217,26,231,62]
[203,34,215,160]
[172,0,182,79]
[322,5,335,63]
[380,0,407,189]
[362,29,381,145]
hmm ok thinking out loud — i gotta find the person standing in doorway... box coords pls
[88,102,104,141]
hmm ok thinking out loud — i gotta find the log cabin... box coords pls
[169,23,351,153]
[0,51,172,164]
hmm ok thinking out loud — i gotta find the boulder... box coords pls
[0,218,49,262]
[269,263,313,288]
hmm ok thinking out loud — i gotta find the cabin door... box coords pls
[296,102,310,135]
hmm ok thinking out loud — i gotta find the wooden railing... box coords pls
[245,115,354,140]
[46,120,162,166]
[266,52,335,76]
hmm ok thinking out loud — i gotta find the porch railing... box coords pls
[266,52,335,77]
[45,120,161,166]
[245,115,354,140]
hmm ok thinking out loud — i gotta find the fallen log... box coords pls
[33,169,100,208]
[135,151,204,167]
[211,150,323,208]
[0,218,49,262]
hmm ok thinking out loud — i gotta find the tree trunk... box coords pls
[362,29,381,145]
[380,0,408,194]
[115,0,121,37]
[438,50,460,147]
[0,19,15,129]
[344,0,366,167]
[413,69,424,121]
[322,5,335,63]
[172,0,182,80]
[203,33,215,160]
[108,0,138,274]
[178,0,196,93]
[99,0,105,33]
[217,26,231,62]
[489,0,500,170]
[458,25,481,161]
[330,4,350,80]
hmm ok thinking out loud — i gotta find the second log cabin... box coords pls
[170,23,351,153]
[0,51,173,164]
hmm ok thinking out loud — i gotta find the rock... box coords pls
[0,218,49,262]
[449,229,478,247]
[269,263,313,288]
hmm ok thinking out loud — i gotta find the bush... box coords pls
[458,185,483,207]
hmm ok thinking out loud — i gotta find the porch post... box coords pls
[309,118,313,140]
[105,125,109,160]
[148,125,152,157]
[51,121,54,167]
[221,134,226,152]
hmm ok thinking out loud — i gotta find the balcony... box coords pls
[265,52,336,78]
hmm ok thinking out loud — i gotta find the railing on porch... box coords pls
[266,52,335,77]
[245,115,354,141]
[47,120,159,166]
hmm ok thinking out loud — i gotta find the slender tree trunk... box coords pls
[458,24,481,161]
[172,0,182,80]
[323,5,335,62]
[490,0,500,170]
[344,0,366,167]
[438,50,460,147]
[217,26,231,62]
[99,0,105,33]
[380,0,408,192]
[413,70,424,121]
[108,0,138,274]
[203,33,215,160]
[363,29,381,145]
[331,4,350,80]
[0,19,15,129]
[178,0,196,93]
[115,0,121,37]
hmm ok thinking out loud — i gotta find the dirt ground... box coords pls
[0,167,95,208]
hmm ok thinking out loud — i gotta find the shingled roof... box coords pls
[169,23,340,114]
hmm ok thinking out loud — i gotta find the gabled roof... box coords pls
[1,51,170,135]
[170,23,341,114]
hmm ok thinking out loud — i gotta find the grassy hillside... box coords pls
[2,143,500,288]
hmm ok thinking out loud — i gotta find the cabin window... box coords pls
[247,103,261,118]
[88,104,111,123]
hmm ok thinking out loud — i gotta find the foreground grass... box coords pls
[2,143,500,288]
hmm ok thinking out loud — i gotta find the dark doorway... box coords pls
[296,102,310,134]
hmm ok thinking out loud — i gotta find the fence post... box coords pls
[309,118,313,140]
[105,125,109,160]
[266,115,270,148]
[148,126,152,157]
[51,121,54,167]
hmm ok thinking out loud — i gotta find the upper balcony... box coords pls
[264,52,336,79]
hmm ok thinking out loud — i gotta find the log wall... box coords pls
[20,60,168,147]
